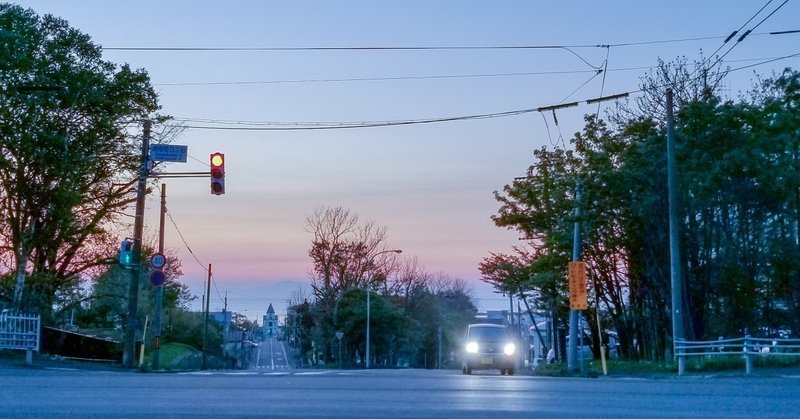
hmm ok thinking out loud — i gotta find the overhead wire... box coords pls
[707,0,775,62]
[708,0,789,72]
[594,47,611,117]
[153,56,791,88]
[103,44,611,52]
[165,206,225,305]
[154,69,603,87]
[558,70,603,104]
[146,5,796,133]
[171,108,540,131]
[541,112,557,148]
[100,30,795,53]
[165,50,798,132]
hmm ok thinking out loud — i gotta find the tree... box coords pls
[489,58,800,362]
[0,5,163,316]
[304,205,401,361]
[333,287,405,367]
[305,205,392,303]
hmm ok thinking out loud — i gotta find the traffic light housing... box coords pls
[119,239,134,268]
[210,152,225,195]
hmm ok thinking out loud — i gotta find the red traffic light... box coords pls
[210,152,225,195]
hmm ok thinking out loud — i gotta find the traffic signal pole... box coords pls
[121,133,223,368]
[152,184,166,370]
[123,119,151,369]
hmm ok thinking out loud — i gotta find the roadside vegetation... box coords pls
[0,4,215,361]
[479,59,800,363]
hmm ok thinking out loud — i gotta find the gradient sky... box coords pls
[16,1,800,321]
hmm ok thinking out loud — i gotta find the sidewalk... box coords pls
[0,351,125,372]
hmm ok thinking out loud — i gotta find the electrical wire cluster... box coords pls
[134,0,796,133]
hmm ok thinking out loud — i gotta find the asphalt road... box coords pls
[250,337,292,372]
[1,365,799,418]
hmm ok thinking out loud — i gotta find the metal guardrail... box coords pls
[0,311,41,365]
[676,335,800,375]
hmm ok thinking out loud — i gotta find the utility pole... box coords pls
[152,183,166,370]
[202,263,212,370]
[667,88,685,370]
[567,181,582,372]
[123,119,151,369]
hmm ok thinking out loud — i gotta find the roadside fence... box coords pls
[676,335,800,375]
[0,311,41,365]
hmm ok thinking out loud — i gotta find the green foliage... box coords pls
[166,310,222,354]
[0,4,163,313]
[487,61,800,362]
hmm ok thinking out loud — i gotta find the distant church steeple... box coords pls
[263,302,278,338]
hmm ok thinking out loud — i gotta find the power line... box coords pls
[101,29,800,63]
[104,44,606,52]
[100,30,792,53]
[558,70,603,104]
[172,108,540,131]
[594,47,612,117]
[165,207,225,305]
[708,0,775,61]
[153,56,794,88]
[710,0,789,70]
[165,50,798,132]
[154,69,602,87]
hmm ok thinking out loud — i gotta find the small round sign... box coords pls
[150,253,167,269]
[150,270,166,287]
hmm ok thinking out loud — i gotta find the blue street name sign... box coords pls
[150,144,188,162]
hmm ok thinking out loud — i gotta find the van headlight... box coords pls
[466,342,479,353]
[503,343,516,356]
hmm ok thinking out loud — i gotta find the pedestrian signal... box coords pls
[119,239,134,268]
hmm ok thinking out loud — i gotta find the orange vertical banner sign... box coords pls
[569,261,588,310]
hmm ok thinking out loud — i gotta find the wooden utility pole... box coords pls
[567,181,582,372]
[123,120,150,369]
[666,88,685,371]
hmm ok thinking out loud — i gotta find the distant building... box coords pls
[262,303,278,338]
[210,311,232,330]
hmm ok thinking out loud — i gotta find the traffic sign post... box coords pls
[150,253,167,269]
[150,270,166,287]
[336,332,344,369]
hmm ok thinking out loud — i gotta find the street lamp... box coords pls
[365,249,402,368]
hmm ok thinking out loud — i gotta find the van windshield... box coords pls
[469,326,509,341]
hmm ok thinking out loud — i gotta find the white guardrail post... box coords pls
[743,335,752,375]
[0,311,41,365]
[676,338,685,376]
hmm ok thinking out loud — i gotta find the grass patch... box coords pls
[144,342,200,371]
[532,355,800,377]
[684,353,800,372]
[533,359,677,377]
